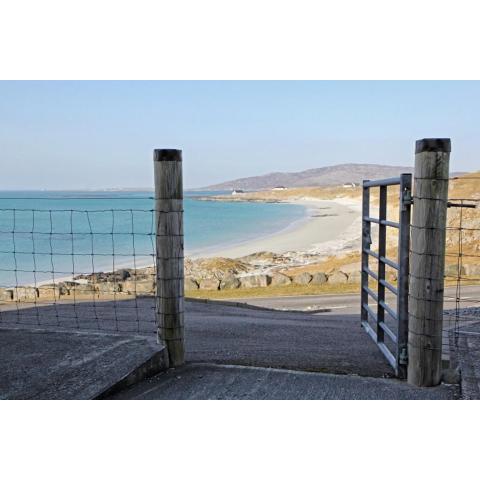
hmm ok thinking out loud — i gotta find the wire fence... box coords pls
[443,176,480,362]
[0,196,159,334]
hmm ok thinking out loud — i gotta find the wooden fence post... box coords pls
[408,138,450,387]
[154,149,185,367]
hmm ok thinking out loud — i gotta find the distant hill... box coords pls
[197,164,423,191]
[198,163,466,191]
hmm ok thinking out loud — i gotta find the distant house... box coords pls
[272,186,288,191]
[232,189,245,195]
[342,182,358,188]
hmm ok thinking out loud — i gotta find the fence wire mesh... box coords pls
[0,196,159,334]
[443,175,480,362]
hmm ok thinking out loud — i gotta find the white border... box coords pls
[1,1,480,79]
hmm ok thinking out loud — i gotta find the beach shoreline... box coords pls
[189,198,361,260]
[4,195,362,292]
[26,197,360,288]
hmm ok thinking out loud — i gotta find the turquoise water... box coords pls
[0,191,305,286]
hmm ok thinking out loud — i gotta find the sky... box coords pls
[0,81,479,190]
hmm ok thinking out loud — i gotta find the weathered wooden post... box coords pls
[154,149,185,367]
[408,138,450,387]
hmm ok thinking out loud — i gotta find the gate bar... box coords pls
[396,173,412,379]
[361,173,412,378]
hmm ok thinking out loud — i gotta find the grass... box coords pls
[186,282,360,300]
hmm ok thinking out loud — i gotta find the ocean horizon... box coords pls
[0,190,306,287]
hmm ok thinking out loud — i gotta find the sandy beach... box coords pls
[192,198,361,260]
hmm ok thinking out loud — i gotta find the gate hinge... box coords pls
[399,347,408,365]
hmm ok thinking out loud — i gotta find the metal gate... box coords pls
[361,174,412,378]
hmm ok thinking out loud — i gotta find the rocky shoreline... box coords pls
[0,251,365,302]
[3,250,479,303]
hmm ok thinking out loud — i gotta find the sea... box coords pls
[0,191,306,287]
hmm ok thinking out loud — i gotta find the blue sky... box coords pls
[0,81,479,190]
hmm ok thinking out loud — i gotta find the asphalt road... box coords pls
[0,294,395,377]
[184,301,393,377]
[225,285,480,314]
[1,288,470,399]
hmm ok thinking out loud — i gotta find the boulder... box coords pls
[0,288,13,301]
[114,269,131,281]
[240,274,271,288]
[347,270,362,283]
[122,279,155,294]
[11,286,39,301]
[220,275,241,290]
[386,271,397,283]
[139,266,156,276]
[310,272,327,285]
[37,283,68,298]
[327,271,348,284]
[185,257,249,281]
[199,278,220,290]
[185,277,199,290]
[72,283,97,294]
[270,273,292,286]
[337,262,361,275]
[444,264,465,278]
[293,272,312,285]
[463,263,480,277]
[237,251,289,266]
[94,282,123,294]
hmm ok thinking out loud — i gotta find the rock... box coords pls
[185,257,249,281]
[336,262,361,275]
[11,287,39,301]
[0,288,13,301]
[66,283,97,295]
[140,266,156,276]
[237,251,289,266]
[386,271,397,283]
[445,264,465,278]
[128,272,152,282]
[328,271,348,284]
[270,273,292,286]
[293,272,312,285]
[94,282,122,294]
[310,272,327,285]
[240,274,271,288]
[185,277,199,290]
[114,269,131,281]
[464,264,480,277]
[122,279,155,294]
[347,270,362,283]
[220,275,241,290]
[198,278,220,290]
[37,283,68,298]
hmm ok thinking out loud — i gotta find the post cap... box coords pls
[415,138,451,154]
[154,149,182,161]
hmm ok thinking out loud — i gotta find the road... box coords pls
[1,287,473,399]
[224,284,480,314]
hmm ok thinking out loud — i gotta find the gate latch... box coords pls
[401,191,413,210]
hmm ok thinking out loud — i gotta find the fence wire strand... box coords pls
[443,194,480,359]
[0,200,159,334]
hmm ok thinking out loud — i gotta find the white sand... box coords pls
[28,197,361,288]
[191,198,361,259]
